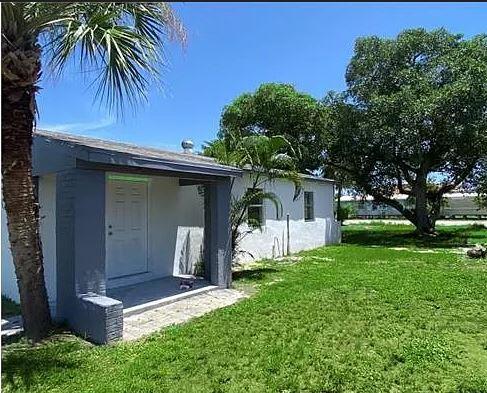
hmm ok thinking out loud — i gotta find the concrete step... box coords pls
[123,285,219,317]
[123,288,247,341]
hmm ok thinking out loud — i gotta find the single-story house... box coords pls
[2,130,340,343]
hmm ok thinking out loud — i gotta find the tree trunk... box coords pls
[2,37,52,340]
[429,195,443,230]
[413,174,435,235]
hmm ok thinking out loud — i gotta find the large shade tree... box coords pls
[1,2,185,340]
[323,29,487,234]
[219,83,328,173]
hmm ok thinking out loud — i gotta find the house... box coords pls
[1,130,340,343]
[340,193,487,219]
[234,171,340,262]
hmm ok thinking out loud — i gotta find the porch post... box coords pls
[56,169,122,344]
[204,178,232,288]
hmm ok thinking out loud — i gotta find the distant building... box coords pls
[340,192,487,219]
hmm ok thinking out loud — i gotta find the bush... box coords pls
[337,204,356,221]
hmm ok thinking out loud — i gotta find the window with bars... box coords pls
[304,191,314,221]
[247,188,264,226]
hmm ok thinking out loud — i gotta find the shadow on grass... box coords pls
[1,335,86,390]
[232,268,279,282]
[342,224,487,249]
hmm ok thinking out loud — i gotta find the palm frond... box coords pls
[205,130,303,261]
[25,2,187,115]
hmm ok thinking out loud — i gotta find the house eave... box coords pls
[80,146,243,178]
[33,132,242,178]
[241,167,335,184]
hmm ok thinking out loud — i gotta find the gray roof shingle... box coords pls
[34,129,239,173]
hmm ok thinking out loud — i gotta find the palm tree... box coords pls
[1,2,186,341]
[204,132,302,260]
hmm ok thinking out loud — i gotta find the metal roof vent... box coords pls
[181,139,194,154]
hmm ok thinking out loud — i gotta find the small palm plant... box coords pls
[1,2,185,340]
[204,132,301,261]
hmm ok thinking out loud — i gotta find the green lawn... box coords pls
[2,224,487,392]
[342,222,487,249]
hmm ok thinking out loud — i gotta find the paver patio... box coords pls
[123,288,247,341]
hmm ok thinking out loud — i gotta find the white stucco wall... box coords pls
[147,176,204,278]
[145,173,340,269]
[232,173,341,262]
[1,174,57,316]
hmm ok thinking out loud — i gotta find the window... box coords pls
[247,188,264,226]
[304,191,314,221]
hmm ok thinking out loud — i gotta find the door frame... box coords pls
[105,173,151,288]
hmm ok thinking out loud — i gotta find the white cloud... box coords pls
[38,116,115,133]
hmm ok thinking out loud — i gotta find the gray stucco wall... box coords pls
[56,169,122,344]
[204,179,232,287]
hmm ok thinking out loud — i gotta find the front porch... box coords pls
[34,130,242,344]
[107,275,217,316]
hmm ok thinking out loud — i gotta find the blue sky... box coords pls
[37,2,487,152]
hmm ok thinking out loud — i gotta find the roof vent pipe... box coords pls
[181,139,194,154]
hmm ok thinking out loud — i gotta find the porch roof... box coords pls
[33,129,242,178]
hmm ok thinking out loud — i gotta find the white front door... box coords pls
[106,178,148,279]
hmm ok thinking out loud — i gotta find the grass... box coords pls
[2,296,21,318]
[342,222,487,249]
[2,224,487,392]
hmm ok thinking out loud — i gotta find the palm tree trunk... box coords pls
[2,37,52,341]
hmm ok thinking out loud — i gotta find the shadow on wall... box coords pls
[328,219,342,244]
[178,229,205,276]
[179,230,191,274]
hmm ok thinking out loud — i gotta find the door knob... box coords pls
[108,231,113,236]
[108,225,112,229]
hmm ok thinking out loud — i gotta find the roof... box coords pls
[241,167,335,184]
[34,129,242,177]
[299,173,335,184]
[33,130,335,183]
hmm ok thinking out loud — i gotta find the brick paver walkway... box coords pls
[123,288,247,341]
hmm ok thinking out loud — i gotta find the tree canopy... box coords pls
[219,83,327,173]
[324,28,487,233]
